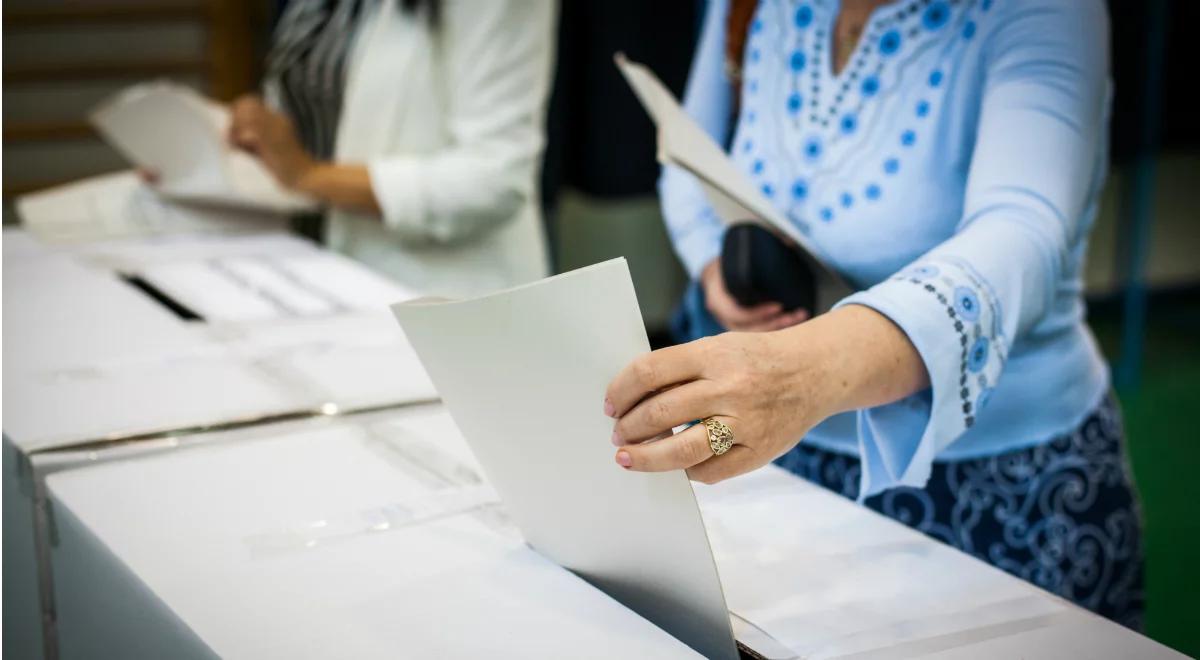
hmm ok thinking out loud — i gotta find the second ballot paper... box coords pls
[614,54,854,313]
[90,81,315,214]
[392,259,739,660]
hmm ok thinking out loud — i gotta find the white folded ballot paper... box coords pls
[90,81,315,214]
[614,54,853,313]
[392,259,739,660]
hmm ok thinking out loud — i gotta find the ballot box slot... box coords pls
[119,273,205,322]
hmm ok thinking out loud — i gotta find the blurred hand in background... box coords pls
[228,94,315,189]
[700,259,809,332]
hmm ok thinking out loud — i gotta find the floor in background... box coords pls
[1090,291,1200,658]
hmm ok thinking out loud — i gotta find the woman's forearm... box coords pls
[293,162,382,216]
[771,304,930,419]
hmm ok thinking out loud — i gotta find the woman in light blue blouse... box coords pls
[603,0,1142,626]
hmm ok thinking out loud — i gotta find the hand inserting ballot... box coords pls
[603,304,928,484]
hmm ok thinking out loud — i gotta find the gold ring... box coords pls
[703,417,734,456]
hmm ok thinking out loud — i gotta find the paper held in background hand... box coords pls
[614,54,854,312]
[90,82,315,214]
[392,259,739,660]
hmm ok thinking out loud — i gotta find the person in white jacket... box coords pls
[227,0,555,298]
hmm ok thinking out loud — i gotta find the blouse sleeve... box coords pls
[659,0,734,278]
[834,0,1111,499]
[368,0,555,243]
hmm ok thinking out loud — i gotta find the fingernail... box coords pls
[611,429,622,446]
[615,451,632,468]
[603,398,615,418]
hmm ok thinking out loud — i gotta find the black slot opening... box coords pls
[120,274,205,322]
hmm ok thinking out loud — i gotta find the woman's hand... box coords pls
[700,259,809,332]
[228,95,315,189]
[603,305,929,484]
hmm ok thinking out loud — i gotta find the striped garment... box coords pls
[266,0,370,159]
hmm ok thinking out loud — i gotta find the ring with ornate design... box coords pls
[703,417,734,456]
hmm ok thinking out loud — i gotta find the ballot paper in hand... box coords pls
[15,171,287,243]
[90,82,315,214]
[392,259,739,660]
[614,54,853,312]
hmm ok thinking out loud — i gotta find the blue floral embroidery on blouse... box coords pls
[790,50,807,72]
[804,136,823,161]
[794,4,813,28]
[968,336,990,372]
[954,286,981,321]
[888,258,1006,430]
[861,76,880,96]
[923,2,951,30]
[879,30,902,56]
[787,92,803,113]
[976,387,993,412]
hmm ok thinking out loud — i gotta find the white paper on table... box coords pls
[392,259,739,660]
[90,82,315,214]
[15,171,287,243]
[614,54,854,312]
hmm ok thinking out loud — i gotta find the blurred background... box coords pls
[2,0,1197,654]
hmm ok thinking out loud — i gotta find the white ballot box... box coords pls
[3,228,436,452]
[2,228,438,658]
[43,406,699,659]
[695,467,1183,659]
[39,408,1182,659]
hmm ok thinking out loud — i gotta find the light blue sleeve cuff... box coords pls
[659,163,726,279]
[834,260,1007,500]
[671,209,725,280]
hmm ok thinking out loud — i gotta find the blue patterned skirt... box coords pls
[775,395,1145,630]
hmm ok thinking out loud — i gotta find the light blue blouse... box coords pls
[661,0,1113,499]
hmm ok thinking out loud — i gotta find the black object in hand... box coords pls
[719,222,816,313]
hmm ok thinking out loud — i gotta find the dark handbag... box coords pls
[719,222,816,313]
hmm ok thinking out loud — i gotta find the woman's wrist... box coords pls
[286,155,323,193]
[763,316,845,425]
[770,304,929,419]
[290,162,382,215]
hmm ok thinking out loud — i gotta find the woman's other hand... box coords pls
[604,305,929,484]
[228,95,315,189]
[700,259,809,332]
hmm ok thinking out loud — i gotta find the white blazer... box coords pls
[323,0,555,298]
